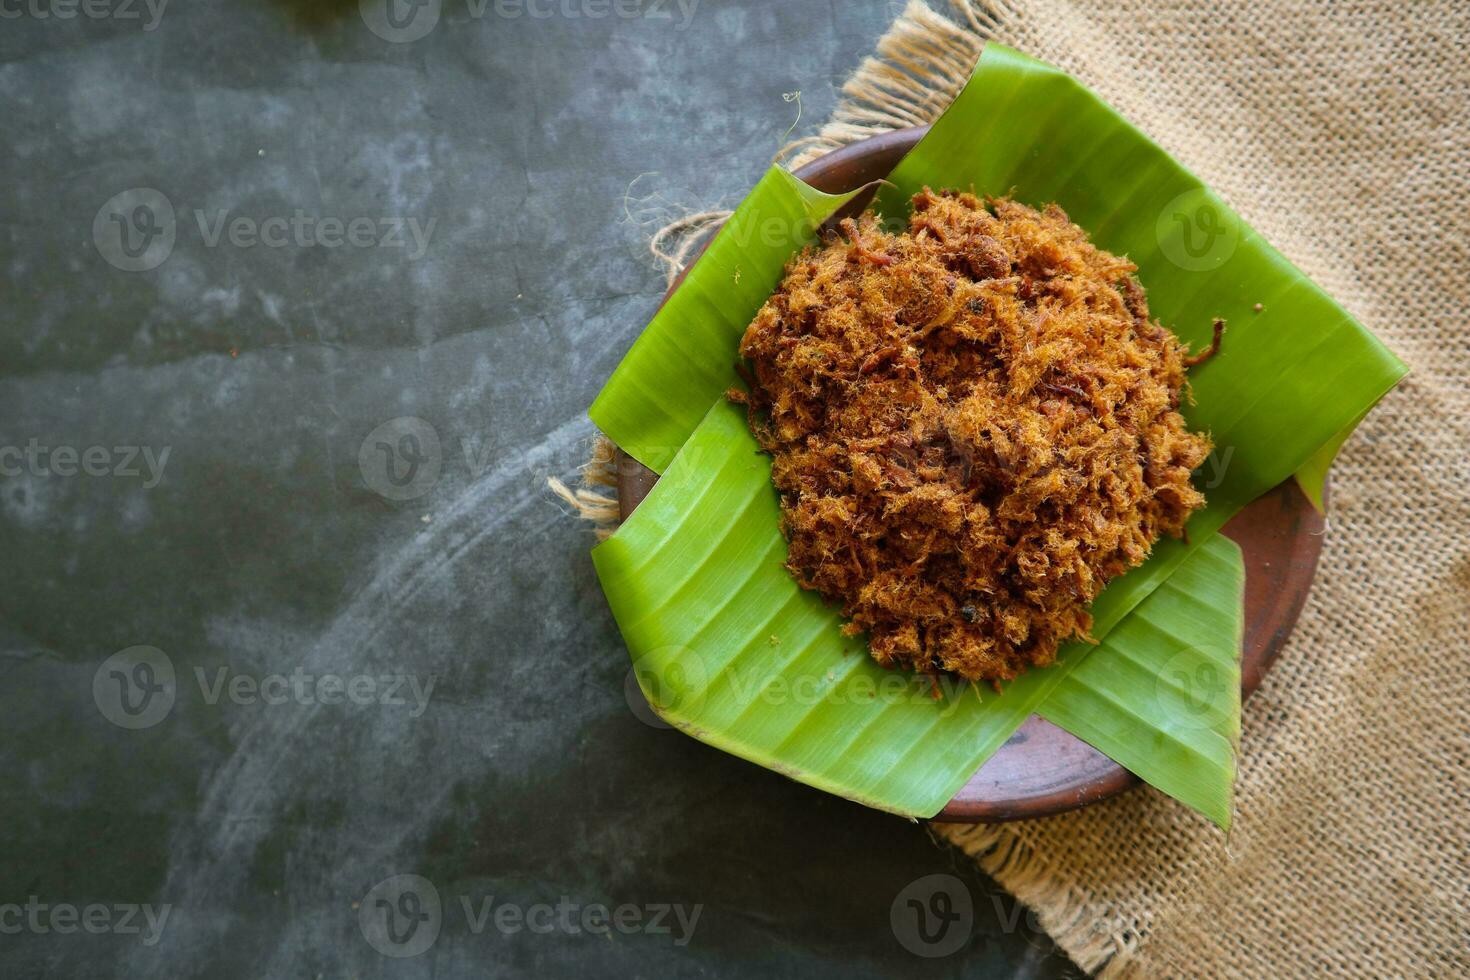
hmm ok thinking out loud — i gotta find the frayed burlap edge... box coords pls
[774,0,1017,170]
[941,823,1130,975]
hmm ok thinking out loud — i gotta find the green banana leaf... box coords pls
[1037,534,1244,828]
[588,43,1406,821]
[594,402,1246,820]
[596,401,1130,815]
[590,168,862,473]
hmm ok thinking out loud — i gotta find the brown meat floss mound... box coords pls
[732,189,1213,683]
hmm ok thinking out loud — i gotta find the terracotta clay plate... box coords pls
[614,128,1325,822]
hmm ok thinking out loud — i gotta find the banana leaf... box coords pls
[594,402,1246,820]
[588,43,1406,821]
[593,402,1059,815]
[1036,534,1244,828]
[590,168,861,473]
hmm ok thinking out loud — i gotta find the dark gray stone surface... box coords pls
[0,1,1081,975]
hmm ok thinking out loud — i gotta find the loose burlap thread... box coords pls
[561,2,1470,974]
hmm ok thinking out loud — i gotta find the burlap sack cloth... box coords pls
[556,2,1469,974]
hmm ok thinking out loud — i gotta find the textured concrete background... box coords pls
[0,0,1079,975]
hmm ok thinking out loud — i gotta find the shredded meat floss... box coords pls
[731,189,1214,683]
